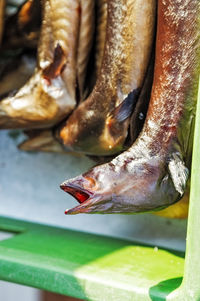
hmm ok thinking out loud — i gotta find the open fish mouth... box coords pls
[60,181,95,214]
[60,183,90,204]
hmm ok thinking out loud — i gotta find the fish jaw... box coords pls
[60,152,182,215]
[60,175,115,215]
[60,175,101,214]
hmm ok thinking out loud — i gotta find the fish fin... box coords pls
[168,152,189,196]
[43,43,66,81]
[111,88,140,123]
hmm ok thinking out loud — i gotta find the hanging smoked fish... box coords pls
[0,0,94,129]
[19,0,106,153]
[58,0,156,156]
[61,0,200,215]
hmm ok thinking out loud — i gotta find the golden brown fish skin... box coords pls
[59,0,156,156]
[18,0,104,154]
[18,0,106,155]
[77,0,95,100]
[15,0,96,151]
[0,0,81,129]
[61,0,200,215]
[46,0,80,101]
[15,0,95,150]
[37,0,53,68]
[0,0,5,46]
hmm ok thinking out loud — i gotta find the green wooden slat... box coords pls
[0,216,184,301]
[182,76,200,300]
[167,78,200,301]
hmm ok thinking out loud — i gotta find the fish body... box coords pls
[61,0,200,215]
[59,0,156,156]
[18,0,106,152]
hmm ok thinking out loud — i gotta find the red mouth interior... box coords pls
[61,185,90,204]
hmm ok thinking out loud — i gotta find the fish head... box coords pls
[60,153,181,214]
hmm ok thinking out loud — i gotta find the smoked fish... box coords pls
[59,0,156,156]
[61,0,200,215]
[0,0,94,129]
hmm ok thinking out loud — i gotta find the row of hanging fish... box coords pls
[0,0,200,217]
